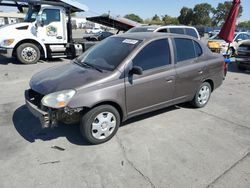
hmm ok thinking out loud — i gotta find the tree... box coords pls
[162,15,179,25]
[124,14,143,23]
[178,7,193,25]
[238,21,250,28]
[192,3,213,26]
[149,14,163,25]
[212,1,243,26]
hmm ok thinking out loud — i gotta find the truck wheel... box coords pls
[191,82,211,108]
[16,43,40,64]
[80,105,120,144]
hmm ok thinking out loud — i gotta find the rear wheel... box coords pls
[80,105,120,144]
[191,82,211,108]
[16,43,40,64]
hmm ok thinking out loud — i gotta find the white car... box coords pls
[208,32,250,56]
[127,25,200,40]
[90,28,103,34]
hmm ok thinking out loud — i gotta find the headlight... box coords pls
[1,39,15,46]
[41,89,76,109]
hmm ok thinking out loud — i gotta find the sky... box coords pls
[79,0,250,22]
[0,0,249,22]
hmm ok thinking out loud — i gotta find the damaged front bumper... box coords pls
[25,89,82,128]
[25,90,58,128]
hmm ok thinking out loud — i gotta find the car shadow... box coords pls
[13,104,181,145]
[12,105,90,146]
[0,57,19,65]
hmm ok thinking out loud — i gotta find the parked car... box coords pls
[207,32,250,56]
[84,31,114,41]
[25,32,224,144]
[236,40,250,70]
[127,25,200,40]
[90,27,103,34]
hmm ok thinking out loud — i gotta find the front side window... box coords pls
[133,39,170,71]
[174,38,196,62]
[41,9,60,25]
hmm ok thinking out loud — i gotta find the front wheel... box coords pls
[16,43,40,64]
[191,82,211,108]
[80,105,120,144]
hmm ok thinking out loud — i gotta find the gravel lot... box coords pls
[0,56,250,188]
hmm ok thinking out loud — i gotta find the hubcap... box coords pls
[92,112,116,140]
[198,85,210,105]
[21,47,37,62]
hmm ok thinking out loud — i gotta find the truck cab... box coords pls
[0,0,88,64]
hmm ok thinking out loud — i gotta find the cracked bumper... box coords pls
[25,90,52,128]
[0,47,13,58]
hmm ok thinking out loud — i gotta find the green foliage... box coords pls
[192,3,213,26]
[238,21,250,28]
[212,1,243,26]
[124,14,143,23]
[162,15,179,25]
[178,7,193,25]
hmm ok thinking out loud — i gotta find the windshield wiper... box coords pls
[81,62,103,73]
[73,59,103,73]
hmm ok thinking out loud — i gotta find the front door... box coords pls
[37,7,66,44]
[125,39,176,117]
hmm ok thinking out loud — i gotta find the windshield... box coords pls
[24,6,40,22]
[76,37,141,71]
[127,26,158,33]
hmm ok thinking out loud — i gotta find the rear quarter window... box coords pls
[185,28,198,39]
[194,41,203,57]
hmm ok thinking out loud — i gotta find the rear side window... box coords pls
[158,29,168,33]
[169,28,184,35]
[174,38,196,62]
[133,39,170,71]
[186,28,198,38]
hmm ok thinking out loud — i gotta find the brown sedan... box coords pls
[25,32,225,144]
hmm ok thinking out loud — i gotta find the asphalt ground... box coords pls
[0,56,250,188]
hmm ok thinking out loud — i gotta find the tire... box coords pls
[80,105,120,144]
[16,43,40,64]
[191,82,212,108]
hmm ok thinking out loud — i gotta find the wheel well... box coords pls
[203,79,214,92]
[92,101,124,120]
[13,39,45,58]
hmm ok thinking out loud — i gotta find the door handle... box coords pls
[57,36,63,39]
[198,70,203,74]
[166,79,173,83]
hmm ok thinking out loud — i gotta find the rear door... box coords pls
[125,38,175,116]
[173,38,205,100]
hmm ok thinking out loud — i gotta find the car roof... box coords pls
[113,32,197,41]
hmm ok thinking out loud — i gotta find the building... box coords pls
[0,12,24,26]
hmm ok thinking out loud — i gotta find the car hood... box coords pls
[30,63,110,95]
[0,23,32,43]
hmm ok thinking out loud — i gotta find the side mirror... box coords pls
[36,15,44,27]
[130,66,143,75]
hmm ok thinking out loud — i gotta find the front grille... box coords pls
[27,89,44,107]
